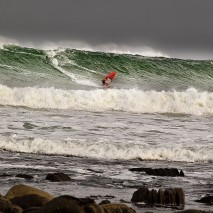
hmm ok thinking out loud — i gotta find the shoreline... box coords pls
[0,152,212,212]
[0,182,212,213]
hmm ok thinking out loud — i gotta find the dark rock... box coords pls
[164,188,176,205]
[87,195,115,200]
[165,188,185,207]
[131,186,149,203]
[105,195,115,199]
[99,200,111,205]
[5,184,54,200]
[79,197,95,204]
[87,169,103,174]
[157,188,164,204]
[175,188,185,206]
[180,170,185,176]
[24,195,136,213]
[23,207,40,213]
[16,174,34,180]
[10,194,50,210]
[119,199,131,203]
[129,167,184,177]
[131,187,185,208]
[26,195,88,213]
[100,203,136,213]
[176,210,207,213]
[45,172,71,182]
[0,196,22,213]
[195,194,213,205]
[0,173,13,177]
[148,189,158,204]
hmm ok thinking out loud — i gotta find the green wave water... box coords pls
[0,44,213,91]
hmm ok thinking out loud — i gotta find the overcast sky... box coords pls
[0,0,213,59]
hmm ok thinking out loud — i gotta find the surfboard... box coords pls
[102,72,117,87]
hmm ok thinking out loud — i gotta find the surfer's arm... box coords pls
[102,77,106,84]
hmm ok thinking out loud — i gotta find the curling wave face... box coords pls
[0,44,213,91]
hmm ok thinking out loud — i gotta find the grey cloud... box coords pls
[0,0,213,59]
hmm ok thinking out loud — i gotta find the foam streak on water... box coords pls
[0,107,212,163]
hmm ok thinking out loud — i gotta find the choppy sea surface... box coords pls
[0,45,212,212]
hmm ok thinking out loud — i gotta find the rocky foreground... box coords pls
[0,182,212,213]
[2,184,135,213]
[0,168,212,213]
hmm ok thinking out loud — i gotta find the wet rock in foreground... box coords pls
[195,194,213,205]
[24,195,136,213]
[131,186,185,209]
[0,195,22,213]
[5,184,54,200]
[1,184,135,213]
[176,209,211,213]
[45,172,71,182]
[129,167,185,177]
[10,194,50,210]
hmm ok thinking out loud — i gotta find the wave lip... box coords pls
[0,136,212,163]
[0,84,213,115]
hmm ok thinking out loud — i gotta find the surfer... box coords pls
[102,77,111,85]
[101,72,116,87]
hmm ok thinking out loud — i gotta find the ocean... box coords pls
[0,44,212,212]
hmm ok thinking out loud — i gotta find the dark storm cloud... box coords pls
[0,0,213,58]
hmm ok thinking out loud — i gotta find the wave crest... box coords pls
[0,84,213,115]
[0,136,212,163]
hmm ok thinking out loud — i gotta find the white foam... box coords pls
[90,43,170,58]
[0,36,19,49]
[0,63,14,69]
[0,136,212,163]
[48,41,170,58]
[47,50,99,87]
[0,84,213,115]
[0,35,169,58]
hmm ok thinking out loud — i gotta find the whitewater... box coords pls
[0,44,212,212]
[0,84,213,115]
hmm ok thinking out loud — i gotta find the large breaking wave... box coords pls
[1,44,213,90]
[0,44,213,115]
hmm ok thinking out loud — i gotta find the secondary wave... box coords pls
[0,136,212,163]
[0,84,213,115]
